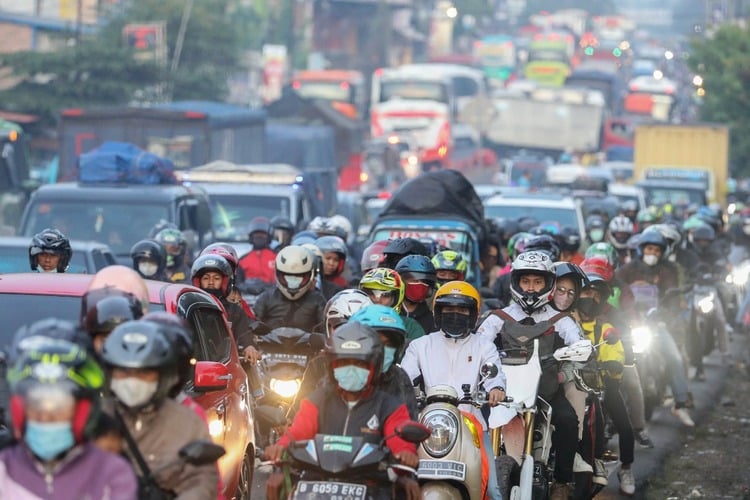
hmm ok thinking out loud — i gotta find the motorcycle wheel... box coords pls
[496,455,520,500]
[235,448,255,500]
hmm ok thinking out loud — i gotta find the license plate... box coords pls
[293,481,367,500]
[417,459,466,481]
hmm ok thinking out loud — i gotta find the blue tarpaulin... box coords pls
[78,141,177,184]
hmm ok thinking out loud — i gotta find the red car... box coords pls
[0,273,255,500]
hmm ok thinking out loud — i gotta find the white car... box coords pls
[483,194,585,240]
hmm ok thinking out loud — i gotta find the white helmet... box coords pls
[607,215,635,249]
[329,214,353,243]
[510,251,555,314]
[323,289,373,337]
[275,245,316,300]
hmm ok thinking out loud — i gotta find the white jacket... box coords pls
[400,331,507,430]
[476,302,582,347]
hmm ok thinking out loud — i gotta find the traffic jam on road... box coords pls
[1,2,748,500]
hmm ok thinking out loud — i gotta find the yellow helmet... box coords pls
[433,281,481,338]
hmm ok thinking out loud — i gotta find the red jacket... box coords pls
[239,249,276,284]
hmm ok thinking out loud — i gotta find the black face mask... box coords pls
[441,312,472,338]
[205,287,224,300]
[577,297,603,318]
[251,234,269,249]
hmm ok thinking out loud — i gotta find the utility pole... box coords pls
[76,0,83,44]
[171,0,195,74]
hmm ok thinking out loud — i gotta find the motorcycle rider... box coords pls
[0,337,138,499]
[254,245,326,332]
[608,215,636,265]
[264,322,421,500]
[315,235,349,288]
[476,250,582,500]
[360,239,390,273]
[238,216,277,285]
[400,281,506,500]
[81,287,144,354]
[101,320,220,499]
[395,254,438,334]
[381,237,430,270]
[28,228,72,273]
[359,267,425,340]
[130,239,170,281]
[585,215,607,245]
[615,231,695,427]
[270,215,295,250]
[432,250,469,287]
[558,226,584,264]
[200,243,255,319]
[153,227,191,283]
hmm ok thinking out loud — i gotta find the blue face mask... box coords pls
[382,346,396,374]
[333,365,371,392]
[25,421,75,461]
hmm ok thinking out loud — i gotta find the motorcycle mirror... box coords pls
[602,327,619,345]
[256,404,288,428]
[308,332,327,351]
[480,363,499,378]
[178,440,226,466]
[395,421,431,444]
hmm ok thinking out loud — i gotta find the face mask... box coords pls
[404,282,430,303]
[577,297,603,318]
[382,346,396,373]
[284,275,303,289]
[204,287,224,299]
[441,312,471,338]
[251,234,269,249]
[24,421,75,461]
[111,378,158,408]
[333,365,371,392]
[589,229,604,242]
[642,254,659,266]
[138,262,158,277]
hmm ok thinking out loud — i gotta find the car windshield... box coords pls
[485,204,579,229]
[210,194,292,242]
[294,81,352,102]
[0,246,89,274]
[24,200,170,256]
[380,80,449,104]
[0,294,85,350]
[642,187,705,206]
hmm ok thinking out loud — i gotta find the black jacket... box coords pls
[254,287,326,333]
[402,301,436,336]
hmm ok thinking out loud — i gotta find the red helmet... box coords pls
[580,256,614,282]
[360,240,389,272]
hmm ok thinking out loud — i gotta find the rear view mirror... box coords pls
[481,363,498,379]
[193,361,231,392]
[178,440,226,465]
[395,421,431,444]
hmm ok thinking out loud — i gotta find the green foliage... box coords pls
[521,0,617,19]
[689,26,750,175]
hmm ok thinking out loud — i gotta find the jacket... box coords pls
[580,319,625,379]
[0,442,137,500]
[402,301,436,337]
[221,298,256,348]
[400,331,507,430]
[114,399,219,500]
[476,302,582,347]
[277,385,416,457]
[238,249,276,285]
[254,287,326,333]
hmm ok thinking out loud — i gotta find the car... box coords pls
[483,193,585,239]
[0,236,117,274]
[608,182,646,210]
[18,182,215,266]
[0,274,255,500]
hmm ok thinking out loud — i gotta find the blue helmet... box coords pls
[349,304,406,356]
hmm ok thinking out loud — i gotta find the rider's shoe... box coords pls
[573,452,593,473]
[550,482,573,500]
[672,406,695,427]
[635,429,654,448]
[618,466,636,496]
[592,459,608,487]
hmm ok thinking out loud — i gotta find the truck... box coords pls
[57,101,266,181]
[0,119,34,230]
[633,124,729,207]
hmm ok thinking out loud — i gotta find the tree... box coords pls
[689,26,750,175]
[0,0,262,125]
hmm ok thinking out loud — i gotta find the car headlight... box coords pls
[421,409,458,458]
[698,294,715,314]
[270,378,301,399]
[631,325,652,354]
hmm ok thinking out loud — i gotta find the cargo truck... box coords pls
[633,124,729,207]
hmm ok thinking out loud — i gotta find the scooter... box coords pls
[416,363,499,499]
[687,274,719,378]
[489,339,595,500]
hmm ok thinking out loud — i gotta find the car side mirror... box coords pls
[178,440,226,465]
[193,361,231,392]
[395,421,431,444]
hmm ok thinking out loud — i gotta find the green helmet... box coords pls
[682,216,706,232]
[584,242,618,267]
[431,250,468,276]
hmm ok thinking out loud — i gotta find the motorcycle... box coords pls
[253,327,325,448]
[274,422,430,499]
[416,363,499,499]
[489,339,595,500]
[687,273,719,377]
[237,277,273,308]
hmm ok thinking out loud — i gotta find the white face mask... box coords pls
[643,254,659,266]
[284,275,303,289]
[110,378,158,408]
[138,262,158,277]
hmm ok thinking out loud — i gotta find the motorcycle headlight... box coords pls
[421,409,458,458]
[698,294,715,314]
[270,378,301,399]
[728,266,750,286]
[631,326,652,354]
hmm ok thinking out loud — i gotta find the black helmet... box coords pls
[130,239,167,279]
[101,320,180,409]
[551,262,588,312]
[270,215,295,232]
[9,318,92,364]
[525,234,561,262]
[558,226,582,253]
[382,238,429,268]
[395,254,437,287]
[154,228,187,268]
[326,321,384,390]
[248,216,272,237]
[81,288,143,337]
[141,312,193,397]
[191,254,232,298]
[29,228,72,272]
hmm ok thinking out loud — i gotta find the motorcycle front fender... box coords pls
[421,481,465,500]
